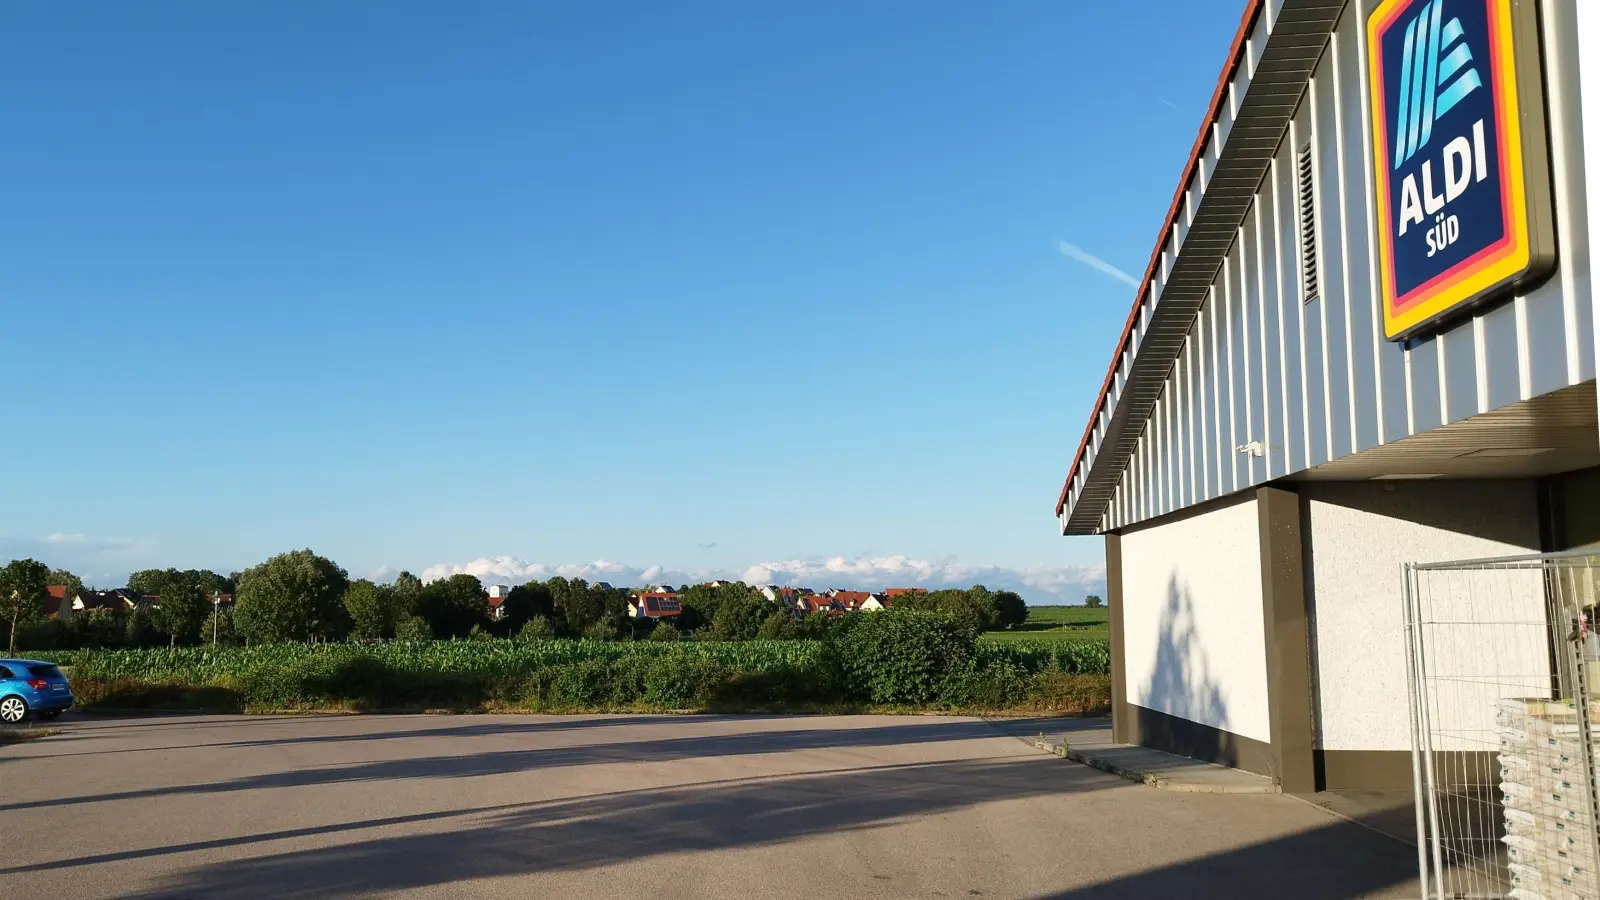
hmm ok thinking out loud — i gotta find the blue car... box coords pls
[0,659,73,724]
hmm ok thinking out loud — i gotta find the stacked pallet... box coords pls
[1498,697,1598,900]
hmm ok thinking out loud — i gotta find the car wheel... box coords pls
[37,710,60,721]
[0,696,28,724]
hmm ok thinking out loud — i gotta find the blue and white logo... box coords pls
[1392,0,1483,168]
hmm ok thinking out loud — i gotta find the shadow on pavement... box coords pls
[29,754,1411,900]
[21,755,1104,896]
[1022,816,1418,900]
[0,718,1032,812]
[36,713,707,757]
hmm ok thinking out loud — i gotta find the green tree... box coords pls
[233,549,351,644]
[710,590,781,641]
[392,571,423,614]
[0,558,50,654]
[71,607,127,649]
[646,619,680,641]
[993,590,1028,630]
[500,581,554,633]
[1084,594,1104,608]
[893,586,999,632]
[153,572,209,646]
[797,610,844,640]
[47,568,83,601]
[126,569,167,596]
[203,604,238,645]
[756,610,800,640]
[582,620,617,640]
[124,604,162,648]
[343,579,400,640]
[414,574,487,639]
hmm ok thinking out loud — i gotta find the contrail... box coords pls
[1058,241,1140,287]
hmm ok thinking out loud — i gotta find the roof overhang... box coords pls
[1056,0,1346,535]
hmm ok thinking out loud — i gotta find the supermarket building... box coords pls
[1055,0,1600,792]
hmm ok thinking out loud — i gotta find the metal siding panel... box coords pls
[1255,205,1283,480]
[1185,343,1198,508]
[1212,288,1228,494]
[1197,308,1213,503]
[1541,0,1593,386]
[1232,244,1262,487]
[1241,210,1268,485]
[1408,337,1444,434]
[1441,322,1478,423]
[1524,287,1569,397]
[1217,82,1236,151]
[1225,261,1243,493]
[1250,10,1270,76]
[1331,19,1379,455]
[1158,393,1171,515]
[1288,112,1328,468]
[1312,64,1352,461]
[1481,301,1521,412]
[1272,149,1305,473]
[1164,390,1176,515]
[1350,0,1408,445]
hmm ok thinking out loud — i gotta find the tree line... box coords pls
[0,550,1029,652]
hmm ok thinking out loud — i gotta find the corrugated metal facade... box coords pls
[1060,0,1594,536]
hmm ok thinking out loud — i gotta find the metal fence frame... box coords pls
[1405,549,1600,900]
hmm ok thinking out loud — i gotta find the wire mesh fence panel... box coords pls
[1406,552,1600,900]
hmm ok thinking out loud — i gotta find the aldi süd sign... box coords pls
[1367,0,1554,341]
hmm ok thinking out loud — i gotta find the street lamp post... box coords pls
[212,591,221,645]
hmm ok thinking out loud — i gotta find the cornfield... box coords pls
[36,636,1111,715]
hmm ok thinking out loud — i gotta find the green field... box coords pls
[980,605,1108,644]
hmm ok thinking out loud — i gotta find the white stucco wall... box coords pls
[1304,481,1543,752]
[1120,494,1271,743]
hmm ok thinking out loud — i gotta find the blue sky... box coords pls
[0,1,1240,601]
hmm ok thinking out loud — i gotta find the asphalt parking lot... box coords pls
[0,713,1418,899]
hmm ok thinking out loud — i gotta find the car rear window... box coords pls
[27,665,61,679]
[0,665,11,679]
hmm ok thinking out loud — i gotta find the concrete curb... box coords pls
[1031,735,1280,794]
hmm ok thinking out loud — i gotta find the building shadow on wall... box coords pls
[1135,577,1252,769]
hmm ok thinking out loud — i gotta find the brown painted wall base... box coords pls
[1124,703,1277,778]
[1315,749,1498,791]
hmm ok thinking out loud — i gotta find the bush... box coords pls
[836,609,976,705]
[394,614,432,642]
[517,617,556,641]
[583,621,617,641]
[645,620,680,641]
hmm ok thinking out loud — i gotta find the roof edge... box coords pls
[1055,0,1265,522]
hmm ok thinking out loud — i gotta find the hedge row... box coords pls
[39,612,1111,715]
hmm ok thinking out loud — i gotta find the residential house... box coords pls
[628,592,682,620]
[882,588,928,599]
[826,590,872,612]
[44,585,67,619]
[759,585,814,606]
[794,595,844,616]
[71,589,142,615]
[857,594,888,612]
[486,584,512,621]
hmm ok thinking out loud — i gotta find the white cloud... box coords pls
[415,554,1105,604]
[1059,241,1140,288]
[0,532,160,590]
